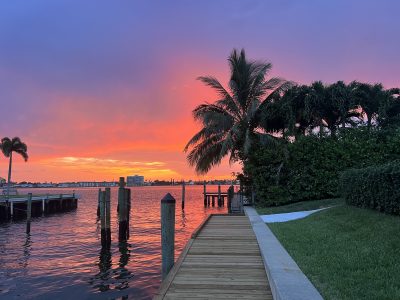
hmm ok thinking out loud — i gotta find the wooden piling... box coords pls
[181,181,185,210]
[227,185,234,214]
[105,188,111,246]
[26,193,32,233]
[99,191,107,247]
[161,193,175,279]
[97,188,101,217]
[10,201,14,218]
[218,184,221,207]
[212,195,215,207]
[118,178,129,241]
[203,181,207,207]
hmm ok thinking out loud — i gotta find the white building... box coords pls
[127,175,144,186]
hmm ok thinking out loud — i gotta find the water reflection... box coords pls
[180,210,187,228]
[20,234,32,270]
[90,240,134,293]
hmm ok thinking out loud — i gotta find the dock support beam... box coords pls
[203,181,207,207]
[161,193,176,279]
[218,184,221,207]
[99,189,111,248]
[26,193,32,233]
[10,201,13,218]
[181,181,185,210]
[118,177,129,241]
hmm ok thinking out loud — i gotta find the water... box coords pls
[0,185,227,299]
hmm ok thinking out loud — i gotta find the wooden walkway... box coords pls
[154,215,272,299]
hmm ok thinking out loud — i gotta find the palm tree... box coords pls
[1,137,28,202]
[278,85,313,138]
[330,81,360,129]
[353,82,389,129]
[184,49,290,174]
[305,81,332,137]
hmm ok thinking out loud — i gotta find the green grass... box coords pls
[256,198,343,215]
[267,202,400,300]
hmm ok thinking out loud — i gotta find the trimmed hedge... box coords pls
[245,128,400,207]
[339,161,400,215]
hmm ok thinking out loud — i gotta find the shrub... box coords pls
[245,128,400,206]
[339,161,400,215]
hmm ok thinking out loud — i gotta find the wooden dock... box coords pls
[0,193,79,220]
[154,214,272,299]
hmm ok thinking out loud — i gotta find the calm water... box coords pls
[0,185,227,299]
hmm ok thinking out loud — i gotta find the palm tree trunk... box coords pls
[319,122,324,138]
[6,152,12,204]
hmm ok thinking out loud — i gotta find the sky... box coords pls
[0,0,399,182]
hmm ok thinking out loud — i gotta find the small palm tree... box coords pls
[185,49,290,174]
[1,137,28,202]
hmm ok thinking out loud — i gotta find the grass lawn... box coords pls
[265,201,400,300]
[256,198,344,215]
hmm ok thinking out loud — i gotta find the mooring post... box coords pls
[125,188,131,239]
[105,188,111,247]
[203,181,207,207]
[97,188,101,217]
[118,178,128,241]
[181,181,185,210]
[218,184,221,207]
[10,201,14,218]
[161,193,176,279]
[42,198,45,215]
[99,191,107,247]
[27,193,32,233]
[227,185,234,214]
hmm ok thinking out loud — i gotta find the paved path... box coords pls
[154,215,272,300]
[260,208,330,223]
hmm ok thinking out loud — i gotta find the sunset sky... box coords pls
[0,1,399,182]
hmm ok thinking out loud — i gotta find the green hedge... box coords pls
[339,162,400,215]
[245,128,400,206]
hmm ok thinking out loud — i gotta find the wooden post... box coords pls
[42,199,45,215]
[118,179,128,241]
[212,195,215,207]
[99,191,107,247]
[125,188,130,239]
[105,188,111,247]
[203,181,207,207]
[181,181,185,210]
[218,184,221,207]
[161,193,175,279]
[27,193,32,233]
[59,193,63,210]
[10,201,14,218]
[97,188,101,217]
[227,185,234,214]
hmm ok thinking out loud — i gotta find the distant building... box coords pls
[127,175,144,186]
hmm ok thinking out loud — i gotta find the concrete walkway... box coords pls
[260,208,329,223]
[245,207,323,300]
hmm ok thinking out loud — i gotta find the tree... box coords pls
[184,49,290,174]
[353,82,389,129]
[1,137,28,202]
[305,81,332,137]
[330,81,360,129]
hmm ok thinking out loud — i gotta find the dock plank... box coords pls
[154,215,271,299]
